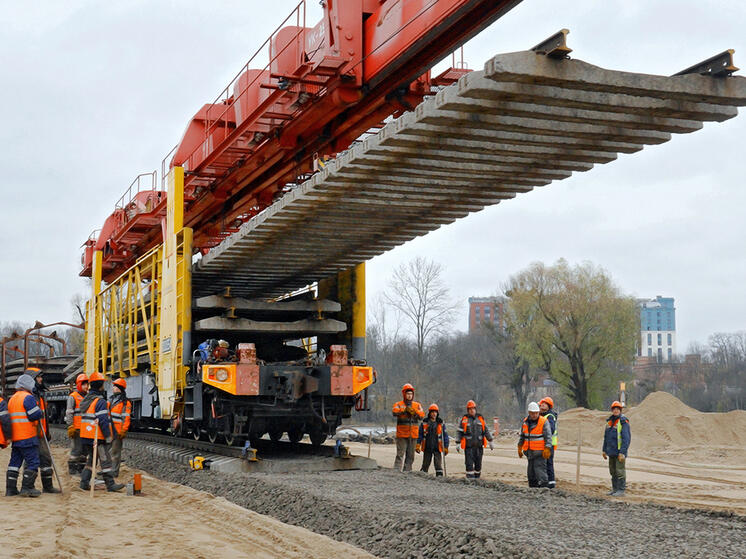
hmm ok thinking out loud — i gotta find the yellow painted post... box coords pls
[351,262,366,361]
[157,167,192,418]
[84,250,103,374]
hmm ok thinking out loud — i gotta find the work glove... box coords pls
[542,448,551,459]
[119,432,126,440]
[105,436,113,444]
[457,447,461,454]
[67,425,76,438]
[488,441,494,451]
[444,448,449,456]
[618,454,625,463]
[517,446,523,458]
[405,406,414,415]
[415,444,421,454]
[602,452,608,460]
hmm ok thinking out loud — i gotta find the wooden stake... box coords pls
[575,427,582,489]
[367,432,372,458]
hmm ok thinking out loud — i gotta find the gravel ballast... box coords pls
[103,439,745,559]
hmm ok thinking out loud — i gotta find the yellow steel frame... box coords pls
[83,167,192,419]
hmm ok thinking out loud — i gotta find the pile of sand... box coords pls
[558,391,746,463]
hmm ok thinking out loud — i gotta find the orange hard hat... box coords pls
[401,383,414,395]
[466,400,476,409]
[113,378,127,390]
[540,397,554,409]
[428,403,439,413]
[75,373,89,391]
[88,372,105,383]
[610,401,623,410]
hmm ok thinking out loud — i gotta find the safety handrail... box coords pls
[115,171,159,210]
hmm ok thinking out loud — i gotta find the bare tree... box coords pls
[382,257,457,366]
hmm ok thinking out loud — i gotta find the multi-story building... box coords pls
[468,296,505,333]
[638,296,676,362]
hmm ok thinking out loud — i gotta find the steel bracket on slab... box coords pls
[242,442,258,462]
[674,49,739,77]
[532,29,572,59]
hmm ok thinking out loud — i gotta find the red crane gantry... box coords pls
[81,0,521,282]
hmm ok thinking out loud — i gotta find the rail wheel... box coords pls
[268,428,283,442]
[309,429,326,447]
[207,427,219,444]
[287,427,303,443]
[223,415,236,446]
[191,423,202,440]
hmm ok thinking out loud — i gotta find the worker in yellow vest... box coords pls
[517,401,552,488]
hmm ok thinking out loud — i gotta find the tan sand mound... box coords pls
[558,391,746,463]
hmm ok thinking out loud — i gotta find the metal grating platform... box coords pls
[192,50,746,299]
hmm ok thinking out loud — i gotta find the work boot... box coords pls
[19,470,41,498]
[41,472,61,494]
[104,474,124,493]
[79,468,92,491]
[607,478,617,495]
[5,470,19,497]
[612,478,626,497]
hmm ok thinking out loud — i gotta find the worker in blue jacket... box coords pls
[5,374,44,497]
[416,404,449,476]
[602,401,631,497]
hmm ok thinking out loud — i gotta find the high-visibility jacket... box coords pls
[458,414,492,449]
[391,400,424,438]
[80,395,112,441]
[36,393,49,437]
[0,397,10,447]
[603,415,630,457]
[68,390,85,429]
[543,410,558,449]
[521,415,548,452]
[110,396,131,436]
[417,418,449,453]
[8,390,42,443]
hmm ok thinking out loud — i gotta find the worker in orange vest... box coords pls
[5,374,43,497]
[27,368,60,493]
[416,403,449,476]
[0,395,11,449]
[539,396,558,488]
[603,401,631,497]
[78,372,124,492]
[65,373,89,475]
[456,400,493,479]
[109,377,131,477]
[518,401,552,488]
[391,383,424,472]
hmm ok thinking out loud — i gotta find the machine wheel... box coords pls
[268,428,283,442]
[192,423,202,440]
[287,428,303,443]
[207,427,218,444]
[309,429,326,447]
[223,415,236,446]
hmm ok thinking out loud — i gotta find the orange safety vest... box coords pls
[80,397,109,441]
[0,397,8,447]
[422,421,444,453]
[8,390,39,442]
[37,395,48,437]
[521,415,547,452]
[110,398,131,435]
[392,400,424,438]
[70,390,84,429]
[460,415,488,449]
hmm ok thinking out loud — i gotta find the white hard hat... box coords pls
[527,402,540,412]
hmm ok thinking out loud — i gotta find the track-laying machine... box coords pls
[77,1,522,445]
[75,0,746,447]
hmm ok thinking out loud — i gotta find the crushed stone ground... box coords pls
[119,438,745,559]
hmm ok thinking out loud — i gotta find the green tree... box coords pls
[505,260,638,409]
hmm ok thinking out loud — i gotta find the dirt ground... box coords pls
[347,392,746,515]
[0,444,374,559]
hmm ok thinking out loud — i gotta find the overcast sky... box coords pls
[1,0,744,351]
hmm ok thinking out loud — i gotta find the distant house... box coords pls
[468,296,505,334]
